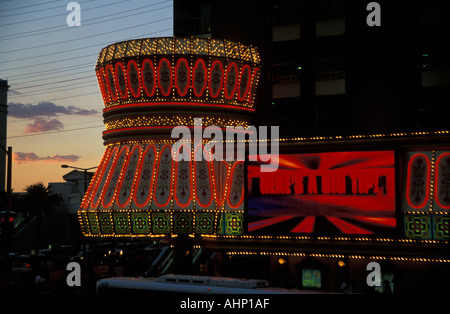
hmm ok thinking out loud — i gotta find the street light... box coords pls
[61,164,97,258]
[61,165,97,194]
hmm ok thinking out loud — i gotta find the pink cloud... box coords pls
[13,152,80,164]
[24,118,64,133]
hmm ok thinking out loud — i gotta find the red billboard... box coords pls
[247,151,397,235]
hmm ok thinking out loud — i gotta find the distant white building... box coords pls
[48,170,94,214]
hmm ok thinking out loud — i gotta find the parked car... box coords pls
[10,254,33,273]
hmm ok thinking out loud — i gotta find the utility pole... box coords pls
[60,164,97,257]
[0,145,14,255]
[6,146,11,213]
[0,144,12,213]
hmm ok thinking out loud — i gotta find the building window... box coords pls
[313,0,347,20]
[315,78,345,95]
[421,70,450,87]
[268,0,300,25]
[268,63,301,83]
[272,23,301,42]
[272,82,301,98]
[315,17,346,37]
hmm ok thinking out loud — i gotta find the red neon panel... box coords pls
[175,58,190,96]
[194,145,214,208]
[291,216,316,233]
[127,60,141,98]
[102,125,252,137]
[238,64,251,101]
[96,68,109,104]
[116,145,141,208]
[326,217,373,234]
[436,152,450,209]
[103,102,255,115]
[248,151,396,235]
[224,62,238,99]
[248,216,294,232]
[406,153,430,209]
[153,145,173,207]
[248,67,260,104]
[213,161,229,208]
[115,62,128,99]
[192,59,207,97]
[174,148,193,208]
[105,64,118,101]
[158,58,172,96]
[141,59,156,97]
[101,146,129,208]
[133,145,157,208]
[82,146,112,209]
[227,161,245,209]
[91,146,119,208]
[209,60,224,98]
[353,216,397,227]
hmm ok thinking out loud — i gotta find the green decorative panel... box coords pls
[88,212,99,234]
[80,212,90,234]
[173,212,193,234]
[99,212,114,234]
[404,214,431,239]
[433,215,449,240]
[151,212,171,234]
[131,212,150,234]
[113,212,130,234]
[225,212,244,235]
[88,212,100,234]
[195,212,214,234]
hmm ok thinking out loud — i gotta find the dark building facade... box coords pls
[174,0,450,137]
[172,0,450,293]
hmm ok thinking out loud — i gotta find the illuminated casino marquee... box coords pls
[247,151,397,235]
[77,36,449,241]
[403,150,450,240]
[78,37,260,237]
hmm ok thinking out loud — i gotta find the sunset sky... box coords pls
[0,0,173,192]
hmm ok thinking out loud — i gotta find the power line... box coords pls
[3,26,172,100]
[3,27,172,92]
[4,124,104,139]
[2,27,172,76]
[7,108,103,124]
[0,17,172,55]
[13,80,97,96]
[6,62,93,80]
[11,66,93,86]
[0,0,126,26]
[0,7,172,63]
[0,44,96,63]
[0,0,61,13]
[0,0,94,18]
[0,1,171,40]
[0,5,173,64]
[0,0,92,19]
[11,73,96,90]
[13,91,102,105]
[9,81,98,99]
[7,116,102,135]
[1,53,95,71]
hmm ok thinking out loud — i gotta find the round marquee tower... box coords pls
[78,37,260,237]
